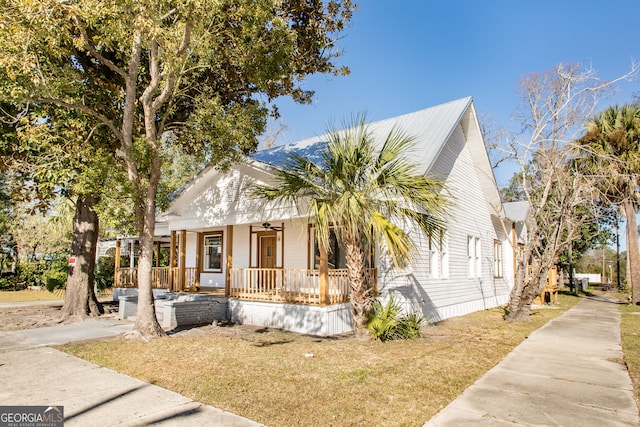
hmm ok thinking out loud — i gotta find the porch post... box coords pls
[179,229,187,291]
[280,222,285,269]
[114,240,121,287]
[512,223,517,285]
[130,240,135,268]
[195,232,202,291]
[226,225,233,297]
[169,231,176,291]
[155,241,161,267]
[249,225,253,267]
[319,242,329,305]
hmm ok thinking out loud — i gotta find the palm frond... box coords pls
[253,112,449,288]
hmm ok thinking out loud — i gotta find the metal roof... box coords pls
[251,97,473,173]
[503,201,529,222]
[162,97,506,220]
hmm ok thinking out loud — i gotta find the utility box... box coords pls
[581,278,589,292]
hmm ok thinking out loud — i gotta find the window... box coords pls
[428,236,439,278]
[494,240,503,278]
[203,233,223,272]
[468,236,481,278]
[429,233,448,279]
[311,228,346,269]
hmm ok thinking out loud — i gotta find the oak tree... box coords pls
[0,0,355,338]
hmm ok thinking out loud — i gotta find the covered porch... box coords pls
[113,224,377,306]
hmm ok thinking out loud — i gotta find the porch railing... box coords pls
[229,268,377,305]
[114,266,378,306]
[115,267,197,291]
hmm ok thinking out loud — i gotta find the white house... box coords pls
[115,97,525,335]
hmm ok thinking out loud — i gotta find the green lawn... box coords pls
[620,299,640,405]
[61,295,580,427]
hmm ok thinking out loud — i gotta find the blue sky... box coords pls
[270,1,640,187]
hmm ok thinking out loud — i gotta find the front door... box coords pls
[259,235,278,292]
[260,236,277,268]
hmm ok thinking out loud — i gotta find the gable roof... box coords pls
[251,97,473,173]
[503,201,529,223]
[163,97,505,219]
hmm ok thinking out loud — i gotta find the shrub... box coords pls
[43,256,68,292]
[95,255,115,291]
[0,272,23,291]
[367,296,425,342]
[396,312,425,340]
[0,255,69,292]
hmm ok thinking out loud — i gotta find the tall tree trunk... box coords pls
[505,245,551,322]
[623,201,640,304]
[345,234,373,340]
[505,252,530,321]
[132,204,165,338]
[61,194,103,319]
[132,143,166,338]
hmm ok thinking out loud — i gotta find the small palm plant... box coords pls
[367,296,425,342]
[253,114,447,339]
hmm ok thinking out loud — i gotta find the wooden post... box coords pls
[179,230,187,291]
[169,231,176,291]
[512,223,517,285]
[226,225,233,297]
[249,225,253,268]
[195,232,202,291]
[155,241,161,267]
[319,242,329,305]
[280,222,284,268]
[114,240,121,287]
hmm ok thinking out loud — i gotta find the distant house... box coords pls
[115,97,526,335]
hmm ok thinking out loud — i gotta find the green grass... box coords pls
[619,291,640,405]
[61,294,580,427]
[0,289,65,302]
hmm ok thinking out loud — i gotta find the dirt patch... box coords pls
[0,301,120,332]
[165,320,351,345]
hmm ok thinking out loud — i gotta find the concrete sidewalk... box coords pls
[426,296,640,426]
[0,299,65,308]
[0,318,261,426]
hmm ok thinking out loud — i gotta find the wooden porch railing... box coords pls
[115,266,378,305]
[115,267,197,291]
[229,268,377,305]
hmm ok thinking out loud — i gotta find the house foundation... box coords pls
[229,300,353,336]
[118,292,228,330]
[117,289,354,336]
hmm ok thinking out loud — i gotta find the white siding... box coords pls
[230,300,353,336]
[379,123,510,322]
[166,164,302,231]
[232,225,251,268]
[185,232,197,266]
[282,218,311,269]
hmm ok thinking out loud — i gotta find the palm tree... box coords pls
[577,104,640,303]
[253,115,447,338]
